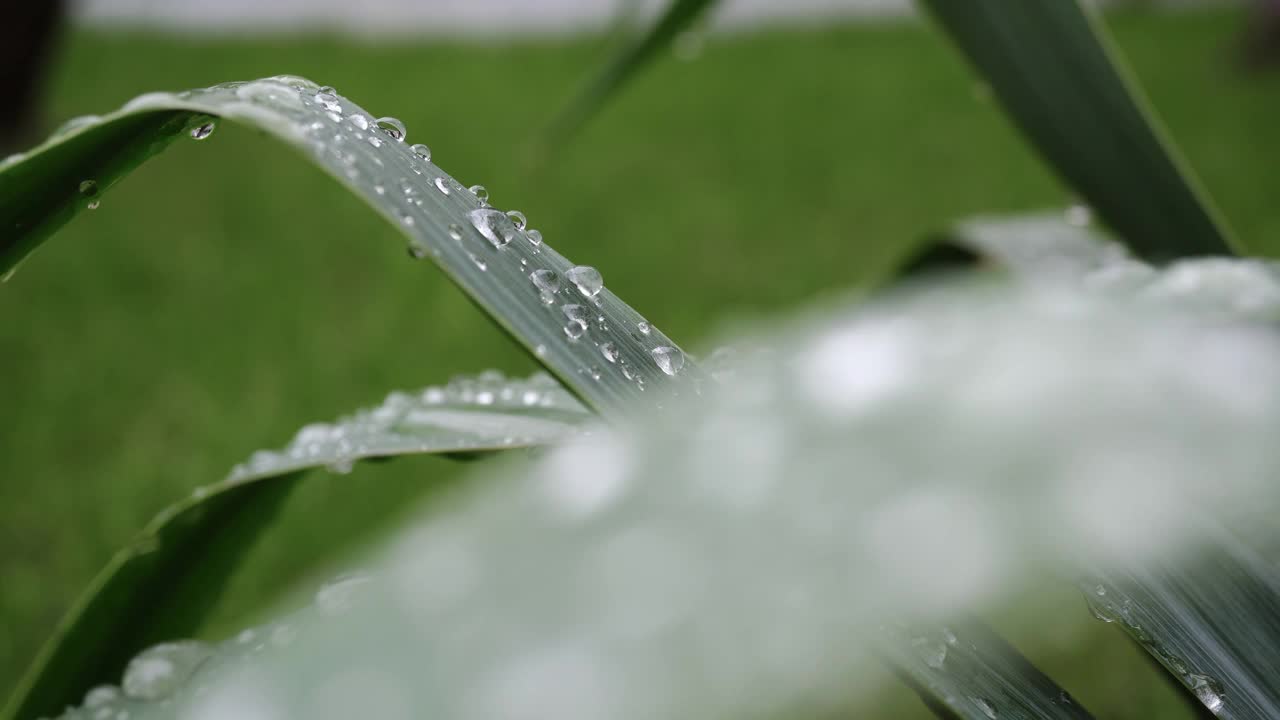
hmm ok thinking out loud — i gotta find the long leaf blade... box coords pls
[0,77,703,416]
[917,0,1236,259]
[3,372,591,720]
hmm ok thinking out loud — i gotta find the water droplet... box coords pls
[587,366,602,380]
[401,213,415,227]
[190,121,216,140]
[468,208,518,249]
[566,266,603,298]
[407,240,428,259]
[530,269,560,294]
[600,342,620,363]
[506,210,527,230]
[315,573,372,615]
[368,135,383,148]
[1187,674,1225,714]
[1065,203,1093,227]
[84,686,120,708]
[348,114,370,131]
[271,624,297,648]
[374,184,386,195]
[637,321,651,335]
[973,697,998,719]
[564,321,587,341]
[434,177,451,195]
[469,185,489,205]
[375,116,406,141]
[122,641,211,700]
[562,304,589,323]
[526,228,543,247]
[911,635,948,669]
[403,142,431,161]
[87,200,101,210]
[54,114,101,136]
[651,346,684,376]
[469,253,488,271]
[79,180,99,196]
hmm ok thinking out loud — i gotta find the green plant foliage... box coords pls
[0,77,703,416]
[2,372,590,720]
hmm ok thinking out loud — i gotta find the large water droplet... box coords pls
[375,116,406,141]
[468,208,518,249]
[84,685,121,708]
[121,641,211,700]
[530,269,560,294]
[600,342,620,364]
[651,346,684,376]
[410,143,431,160]
[564,322,587,341]
[190,121,217,140]
[566,266,603,298]
[506,210,527,230]
[434,177,451,195]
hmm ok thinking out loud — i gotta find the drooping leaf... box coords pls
[917,0,1236,259]
[0,77,703,416]
[2,372,591,720]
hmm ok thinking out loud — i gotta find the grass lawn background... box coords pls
[1,7,1276,716]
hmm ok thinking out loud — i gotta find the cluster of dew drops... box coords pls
[64,77,687,385]
[307,82,687,388]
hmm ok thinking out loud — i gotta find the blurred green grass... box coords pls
[1,6,1276,717]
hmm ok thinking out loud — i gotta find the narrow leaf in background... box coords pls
[917,0,1237,259]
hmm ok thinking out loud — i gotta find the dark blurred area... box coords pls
[0,0,64,153]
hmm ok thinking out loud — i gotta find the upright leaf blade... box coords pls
[917,0,1236,259]
[545,0,717,141]
[3,372,592,720]
[0,77,703,415]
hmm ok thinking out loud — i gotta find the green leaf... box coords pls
[0,77,703,416]
[880,620,1093,719]
[2,371,591,720]
[1080,529,1280,719]
[544,0,717,142]
[916,0,1237,259]
[548,0,1236,260]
